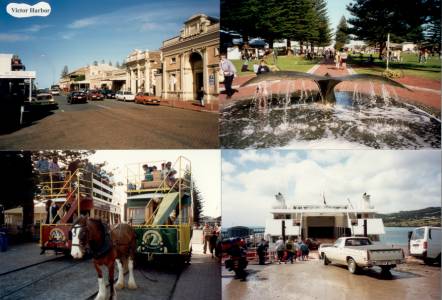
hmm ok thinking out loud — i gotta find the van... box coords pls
[409,226,441,265]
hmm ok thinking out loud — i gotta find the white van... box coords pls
[409,226,441,265]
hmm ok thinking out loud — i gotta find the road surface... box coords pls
[0,95,219,149]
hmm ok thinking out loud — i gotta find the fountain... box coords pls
[220,71,441,149]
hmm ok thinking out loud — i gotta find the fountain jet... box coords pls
[241,71,412,102]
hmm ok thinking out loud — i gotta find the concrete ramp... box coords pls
[152,192,179,225]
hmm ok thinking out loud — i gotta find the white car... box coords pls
[409,226,441,265]
[50,89,60,96]
[322,237,405,275]
[116,91,135,102]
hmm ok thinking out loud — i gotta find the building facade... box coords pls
[160,14,220,103]
[60,64,126,91]
[126,50,161,94]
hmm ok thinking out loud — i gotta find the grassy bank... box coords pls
[350,53,441,81]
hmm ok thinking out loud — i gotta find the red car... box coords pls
[135,92,161,105]
[87,90,104,101]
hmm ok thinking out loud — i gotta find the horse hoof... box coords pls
[115,282,124,290]
[128,282,137,290]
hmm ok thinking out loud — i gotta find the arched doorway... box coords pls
[189,52,203,100]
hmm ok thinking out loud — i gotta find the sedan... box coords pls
[87,90,104,101]
[67,92,87,104]
[135,92,161,105]
[116,91,135,102]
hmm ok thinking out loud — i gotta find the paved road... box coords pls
[222,255,440,300]
[0,96,219,149]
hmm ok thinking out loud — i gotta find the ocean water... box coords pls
[379,227,416,246]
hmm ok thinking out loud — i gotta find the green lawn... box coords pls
[232,56,320,76]
[349,53,441,81]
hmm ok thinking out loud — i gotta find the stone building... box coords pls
[125,50,162,94]
[160,14,220,104]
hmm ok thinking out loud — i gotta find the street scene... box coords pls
[219,0,441,149]
[221,150,441,299]
[0,0,220,149]
[0,150,222,299]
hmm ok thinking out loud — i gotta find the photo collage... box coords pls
[0,0,440,299]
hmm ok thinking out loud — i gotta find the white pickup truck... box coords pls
[322,237,405,275]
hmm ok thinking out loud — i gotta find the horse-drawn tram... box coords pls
[39,168,120,254]
[126,156,193,263]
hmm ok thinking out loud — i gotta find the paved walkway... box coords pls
[0,242,61,275]
[160,99,218,113]
[220,60,441,115]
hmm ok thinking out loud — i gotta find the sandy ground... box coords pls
[222,253,440,300]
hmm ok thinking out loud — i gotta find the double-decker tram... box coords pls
[126,156,193,263]
[39,168,120,254]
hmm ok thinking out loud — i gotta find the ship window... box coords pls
[357,214,362,218]
[285,214,290,219]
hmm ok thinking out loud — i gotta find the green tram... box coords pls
[126,156,193,263]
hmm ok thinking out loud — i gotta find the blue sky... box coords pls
[222,150,441,227]
[0,0,219,88]
[328,0,351,32]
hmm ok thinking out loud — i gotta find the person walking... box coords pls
[220,54,236,99]
[202,223,212,254]
[275,236,285,264]
[335,51,341,69]
[285,237,295,264]
[256,238,268,265]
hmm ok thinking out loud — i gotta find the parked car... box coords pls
[322,237,405,275]
[87,90,104,101]
[135,92,160,105]
[67,91,87,104]
[409,226,441,265]
[100,89,115,99]
[25,89,58,110]
[116,91,135,102]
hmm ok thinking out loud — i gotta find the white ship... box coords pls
[265,193,385,242]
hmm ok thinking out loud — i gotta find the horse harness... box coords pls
[71,221,113,259]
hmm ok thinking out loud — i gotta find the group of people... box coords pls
[271,236,310,264]
[202,222,221,257]
[142,161,177,186]
[334,49,349,70]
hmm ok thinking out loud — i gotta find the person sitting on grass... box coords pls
[256,60,270,75]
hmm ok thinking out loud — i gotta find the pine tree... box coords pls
[93,60,98,66]
[61,65,69,78]
[335,16,349,51]
[108,60,112,66]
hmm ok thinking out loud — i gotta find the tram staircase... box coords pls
[46,169,84,224]
[143,161,191,226]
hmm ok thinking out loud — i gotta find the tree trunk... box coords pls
[300,41,304,54]
[21,152,35,242]
[287,39,293,56]
[378,41,386,59]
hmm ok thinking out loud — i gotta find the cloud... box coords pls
[0,33,31,42]
[60,32,77,40]
[68,17,99,29]
[24,24,52,32]
[6,2,51,18]
[222,160,236,174]
[222,150,441,227]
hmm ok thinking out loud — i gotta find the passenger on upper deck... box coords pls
[164,161,177,186]
[142,164,154,182]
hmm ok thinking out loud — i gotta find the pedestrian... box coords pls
[335,51,341,69]
[275,236,285,264]
[209,229,218,258]
[219,53,236,99]
[256,238,268,265]
[285,237,295,264]
[300,241,309,260]
[202,223,212,254]
[340,50,348,70]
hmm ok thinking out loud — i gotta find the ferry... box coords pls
[265,192,385,243]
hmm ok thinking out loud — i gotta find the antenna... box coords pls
[347,198,354,209]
